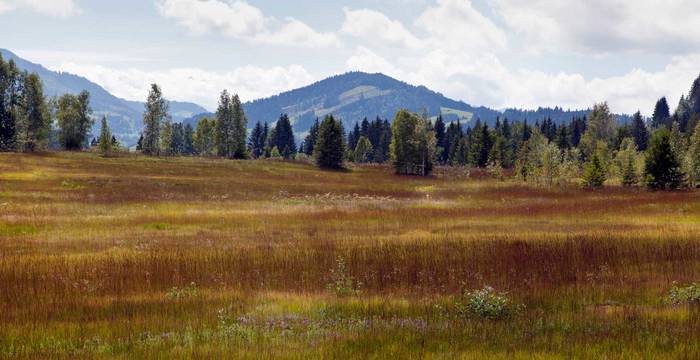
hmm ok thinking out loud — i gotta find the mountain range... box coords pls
[0,49,207,145]
[3,48,620,145]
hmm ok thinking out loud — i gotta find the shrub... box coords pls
[326,256,360,297]
[457,286,523,320]
[667,282,700,305]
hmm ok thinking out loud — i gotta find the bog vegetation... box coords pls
[2,53,700,358]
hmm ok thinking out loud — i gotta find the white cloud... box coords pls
[53,62,315,111]
[493,0,700,54]
[156,0,339,48]
[341,8,423,49]
[416,0,507,52]
[345,44,700,115]
[0,0,80,17]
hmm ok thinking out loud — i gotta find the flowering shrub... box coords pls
[457,286,523,320]
[667,282,700,305]
[326,257,360,297]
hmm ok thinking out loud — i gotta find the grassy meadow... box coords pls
[1,152,700,359]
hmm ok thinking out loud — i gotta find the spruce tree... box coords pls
[631,111,649,151]
[249,122,266,158]
[17,73,51,151]
[616,138,638,187]
[313,115,345,169]
[652,97,671,129]
[644,128,684,190]
[215,90,234,158]
[303,118,320,156]
[231,94,247,159]
[582,152,606,188]
[183,123,195,155]
[273,114,296,159]
[0,55,20,151]
[98,116,112,156]
[687,122,700,187]
[143,84,168,156]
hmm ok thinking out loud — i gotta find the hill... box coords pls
[0,49,207,146]
[185,71,603,135]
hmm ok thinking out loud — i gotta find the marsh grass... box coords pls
[1,152,700,358]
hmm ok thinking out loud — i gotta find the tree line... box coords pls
[3,51,700,190]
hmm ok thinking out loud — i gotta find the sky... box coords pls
[1,0,700,114]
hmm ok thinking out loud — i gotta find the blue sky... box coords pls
[1,0,699,113]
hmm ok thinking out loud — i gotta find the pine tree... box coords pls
[231,94,247,159]
[582,152,606,188]
[98,116,112,156]
[652,97,671,129]
[215,90,234,158]
[16,73,51,151]
[644,128,684,190]
[348,122,360,151]
[313,115,345,169]
[183,123,195,155]
[302,118,320,156]
[687,122,700,187]
[354,136,373,164]
[273,114,296,159]
[142,84,168,156]
[434,114,446,163]
[0,55,20,151]
[616,138,638,187]
[631,111,649,151]
[249,122,266,158]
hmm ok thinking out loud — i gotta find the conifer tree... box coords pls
[645,128,684,190]
[249,122,266,158]
[302,118,320,156]
[98,116,112,156]
[583,152,606,188]
[142,84,168,156]
[215,90,234,158]
[0,55,20,151]
[17,73,51,151]
[687,122,700,187]
[231,94,247,159]
[183,123,195,155]
[616,138,638,187]
[652,97,671,129]
[273,114,296,159]
[314,115,345,169]
[631,111,649,151]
